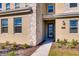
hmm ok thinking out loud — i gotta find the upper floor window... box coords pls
[14,17,22,33]
[70,3,77,8]
[0,3,2,10]
[1,19,8,33]
[0,3,2,9]
[15,3,20,9]
[70,20,78,33]
[6,3,10,10]
[48,4,54,12]
[25,3,28,7]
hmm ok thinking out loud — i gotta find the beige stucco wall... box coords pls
[0,3,37,46]
[55,3,79,41]
[55,3,65,14]
[55,3,79,14]
[0,15,31,45]
[56,18,79,41]
[64,3,79,13]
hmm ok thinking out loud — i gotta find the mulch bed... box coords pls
[15,40,46,56]
[49,43,79,56]
[0,43,41,56]
[51,43,79,50]
[0,40,46,56]
[16,45,40,56]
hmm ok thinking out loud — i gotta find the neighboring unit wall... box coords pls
[56,18,79,41]
[0,15,30,45]
[55,3,79,42]
[64,3,79,13]
[55,3,65,14]
[55,3,79,14]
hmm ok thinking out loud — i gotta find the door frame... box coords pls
[48,23,53,38]
[47,22,55,42]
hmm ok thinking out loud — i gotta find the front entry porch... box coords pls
[43,20,55,42]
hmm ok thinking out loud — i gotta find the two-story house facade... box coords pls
[0,3,79,46]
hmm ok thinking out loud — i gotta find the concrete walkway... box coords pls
[31,39,52,56]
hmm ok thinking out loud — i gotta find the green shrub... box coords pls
[65,39,79,48]
[56,43,62,48]
[66,42,75,48]
[12,42,17,47]
[1,45,6,49]
[11,42,17,50]
[71,39,78,46]
[57,39,60,43]
[21,43,29,49]
[5,41,9,46]
[57,39,68,45]
[7,51,16,56]
[59,41,65,45]
[60,39,67,45]
[56,39,79,48]
[63,39,67,45]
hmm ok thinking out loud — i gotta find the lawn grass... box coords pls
[49,48,79,56]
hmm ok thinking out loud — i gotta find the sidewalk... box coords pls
[31,39,52,56]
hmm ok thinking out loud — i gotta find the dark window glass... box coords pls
[15,3,20,8]
[25,3,28,7]
[0,3,2,8]
[14,17,22,33]
[70,3,77,7]
[6,3,10,10]
[48,5,53,12]
[70,20,78,33]
[1,19,8,33]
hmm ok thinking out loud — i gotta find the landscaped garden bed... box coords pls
[49,39,79,56]
[0,41,40,56]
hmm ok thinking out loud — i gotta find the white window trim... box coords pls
[70,19,78,33]
[14,3,20,9]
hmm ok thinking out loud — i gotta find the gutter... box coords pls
[0,7,32,17]
[55,12,79,18]
[43,12,79,19]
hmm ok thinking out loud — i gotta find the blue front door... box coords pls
[48,23,55,41]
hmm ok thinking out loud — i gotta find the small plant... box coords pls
[5,41,9,46]
[21,43,29,49]
[56,43,62,48]
[75,40,78,45]
[71,39,78,46]
[1,45,6,49]
[7,51,16,56]
[58,39,68,45]
[57,39,60,43]
[63,39,68,45]
[11,42,17,50]
[66,42,75,48]
[64,39,67,43]
[59,40,64,45]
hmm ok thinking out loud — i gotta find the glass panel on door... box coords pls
[48,24,54,38]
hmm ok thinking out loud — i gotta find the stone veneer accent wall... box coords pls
[28,3,37,46]
[36,4,45,45]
